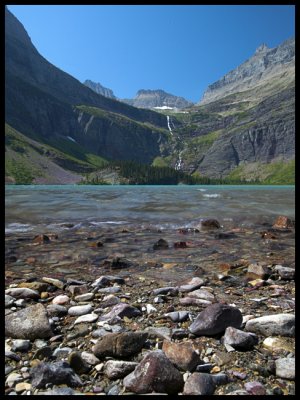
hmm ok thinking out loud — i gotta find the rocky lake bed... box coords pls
[5,215,295,395]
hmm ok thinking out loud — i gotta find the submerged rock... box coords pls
[153,238,169,250]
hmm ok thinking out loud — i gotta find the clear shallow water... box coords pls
[5,185,295,233]
[5,185,295,284]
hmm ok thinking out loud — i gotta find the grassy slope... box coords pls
[5,124,107,184]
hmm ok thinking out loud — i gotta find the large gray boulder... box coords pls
[5,303,53,340]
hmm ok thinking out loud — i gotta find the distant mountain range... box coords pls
[83,82,194,110]
[5,6,294,184]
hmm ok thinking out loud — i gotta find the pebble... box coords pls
[74,292,95,302]
[5,287,40,299]
[68,304,93,316]
[74,313,99,324]
[30,361,82,388]
[42,277,65,289]
[274,265,295,280]
[52,295,70,305]
[11,339,31,352]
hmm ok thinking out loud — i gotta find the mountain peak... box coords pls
[254,43,269,55]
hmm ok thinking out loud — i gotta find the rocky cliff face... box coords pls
[199,38,295,105]
[5,6,169,175]
[83,79,116,99]
[122,89,193,109]
[166,38,295,180]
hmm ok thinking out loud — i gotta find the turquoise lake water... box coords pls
[5,185,295,234]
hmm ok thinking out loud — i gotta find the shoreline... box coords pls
[5,215,295,395]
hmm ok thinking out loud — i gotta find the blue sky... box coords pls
[7,5,295,103]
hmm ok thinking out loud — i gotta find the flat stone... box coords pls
[74,313,98,324]
[104,360,138,379]
[186,288,215,302]
[245,313,295,337]
[275,357,295,380]
[93,331,147,359]
[189,303,243,336]
[97,286,121,294]
[244,381,266,395]
[152,286,179,296]
[123,350,183,394]
[223,326,258,350]
[52,347,72,358]
[5,287,40,299]
[68,304,93,316]
[99,303,141,321]
[5,303,53,340]
[42,277,64,289]
[262,337,295,353]
[164,311,189,322]
[52,295,70,305]
[179,297,212,306]
[178,277,205,293]
[162,340,200,371]
[30,361,82,388]
[74,292,94,302]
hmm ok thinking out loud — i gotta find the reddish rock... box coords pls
[174,241,188,249]
[201,219,220,229]
[162,340,200,371]
[123,350,183,394]
[272,215,295,229]
[33,234,50,244]
[244,381,266,395]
